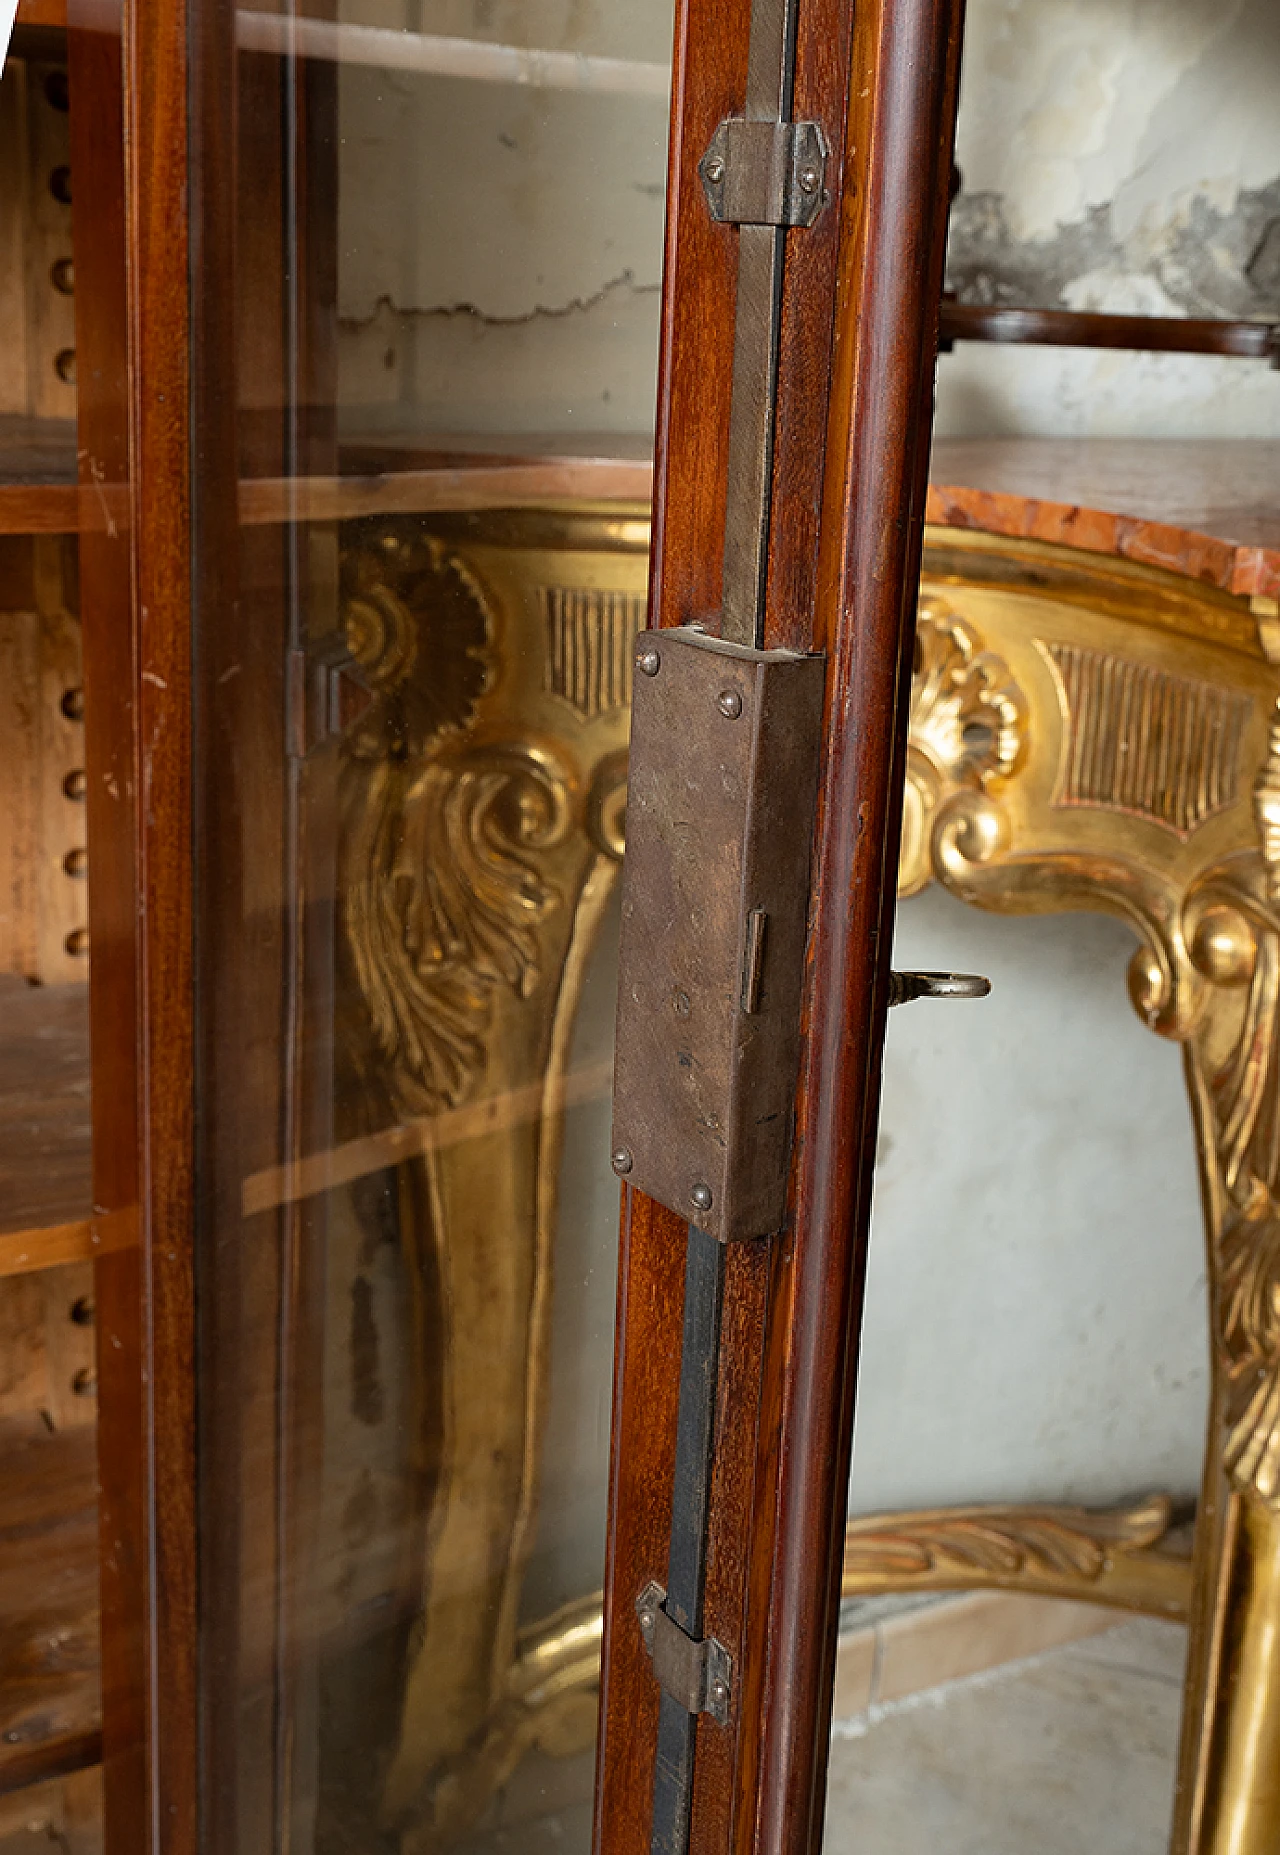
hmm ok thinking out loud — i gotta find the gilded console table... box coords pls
[331,439,1280,1855]
[859,438,1280,1855]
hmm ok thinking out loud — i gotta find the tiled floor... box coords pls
[824,1617,1186,1854]
[460,1615,1187,1854]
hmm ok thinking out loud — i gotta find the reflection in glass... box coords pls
[198,6,670,1850]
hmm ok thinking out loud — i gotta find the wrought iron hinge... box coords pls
[699,118,829,228]
[636,1581,733,1728]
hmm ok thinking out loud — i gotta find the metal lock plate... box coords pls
[612,627,825,1242]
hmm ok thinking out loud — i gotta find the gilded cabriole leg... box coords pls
[386,850,619,1844]
[1174,909,1280,1855]
[334,514,638,1849]
[902,565,1280,1855]
[1174,1466,1280,1855]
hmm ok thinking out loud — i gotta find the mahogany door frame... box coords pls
[67,0,200,1851]
[65,0,964,1848]
[69,0,338,1848]
[594,1,966,1850]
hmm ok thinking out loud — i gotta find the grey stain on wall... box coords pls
[947,176,1280,320]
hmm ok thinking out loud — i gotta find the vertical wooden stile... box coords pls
[594,0,966,1850]
[67,0,202,1848]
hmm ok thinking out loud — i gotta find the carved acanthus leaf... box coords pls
[842,1496,1174,1584]
[901,598,1026,895]
[338,522,568,1116]
[344,748,567,1115]
[1221,1207,1280,1505]
[1194,880,1280,1509]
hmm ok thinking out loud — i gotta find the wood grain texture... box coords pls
[0,54,76,425]
[0,1767,100,1855]
[0,979,89,1242]
[0,613,41,976]
[595,1,966,1851]
[0,487,78,534]
[0,1221,94,1277]
[646,0,746,641]
[939,301,1278,361]
[67,0,199,1847]
[591,0,754,1844]
[0,540,85,982]
[594,1192,686,1853]
[753,4,966,1850]
[65,15,144,1852]
[14,0,68,30]
[0,1418,100,1797]
[124,0,198,1844]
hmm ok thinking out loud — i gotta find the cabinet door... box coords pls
[592,4,964,1851]
[68,0,962,1851]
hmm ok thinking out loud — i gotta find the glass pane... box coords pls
[0,31,101,1832]
[194,6,670,1850]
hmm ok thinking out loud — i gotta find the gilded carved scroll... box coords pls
[909,543,1280,1527]
[842,1495,1191,1617]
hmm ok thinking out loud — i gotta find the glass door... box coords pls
[190,7,671,1851]
[68,0,966,1848]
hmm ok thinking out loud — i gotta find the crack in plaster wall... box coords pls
[337,267,655,334]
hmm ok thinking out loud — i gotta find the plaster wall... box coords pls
[936,0,1280,435]
[336,0,670,439]
[857,0,1275,1520]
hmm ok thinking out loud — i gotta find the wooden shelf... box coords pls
[0,486,79,536]
[0,419,77,486]
[240,453,654,525]
[0,979,92,1277]
[5,429,1276,594]
[14,0,67,30]
[0,420,78,538]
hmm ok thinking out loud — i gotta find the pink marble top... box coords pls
[927,439,1280,602]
